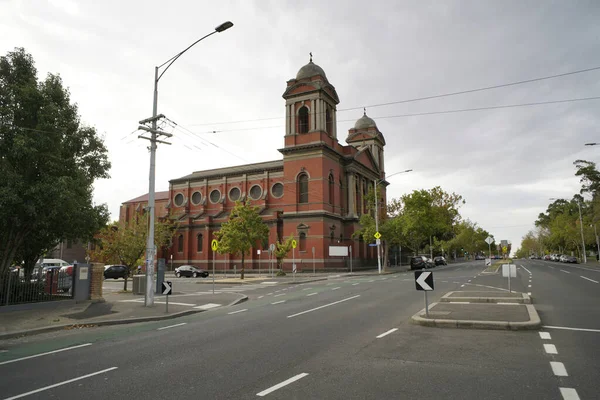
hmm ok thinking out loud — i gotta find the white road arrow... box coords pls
[416,272,433,290]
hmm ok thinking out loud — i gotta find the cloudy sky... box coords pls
[3,0,600,252]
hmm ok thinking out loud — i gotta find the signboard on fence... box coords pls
[329,246,349,257]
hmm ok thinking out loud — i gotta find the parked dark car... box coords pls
[104,265,129,279]
[564,256,578,263]
[433,256,447,266]
[410,256,434,270]
[175,265,209,278]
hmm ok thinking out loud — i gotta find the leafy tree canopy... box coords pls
[214,200,269,279]
[0,47,111,273]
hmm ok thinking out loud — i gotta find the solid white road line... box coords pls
[302,288,313,291]
[352,283,359,286]
[153,301,196,306]
[4,367,118,400]
[157,323,187,330]
[376,328,398,339]
[544,344,558,354]
[497,302,519,305]
[559,387,581,400]
[258,296,264,299]
[539,332,551,340]
[331,287,341,291]
[543,325,600,333]
[450,301,470,304]
[287,295,361,318]
[306,293,317,297]
[580,275,599,283]
[193,303,222,310]
[550,361,568,377]
[271,300,286,305]
[520,265,532,274]
[228,309,248,315]
[560,270,571,274]
[0,343,92,366]
[274,294,286,297]
[256,373,309,397]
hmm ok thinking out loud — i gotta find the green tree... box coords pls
[0,48,110,274]
[89,217,176,291]
[214,201,269,279]
[274,235,294,273]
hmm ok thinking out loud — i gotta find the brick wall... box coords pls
[90,264,104,302]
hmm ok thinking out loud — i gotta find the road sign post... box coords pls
[415,271,434,317]
[162,281,172,313]
[291,239,297,280]
[211,239,218,294]
[485,236,493,258]
[258,249,261,277]
[349,245,353,274]
[502,263,516,292]
[312,246,315,276]
[269,243,275,277]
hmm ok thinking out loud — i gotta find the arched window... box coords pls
[328,174,335,205]
[178,234,184,253]
[298,106,309,133]
[298,173,309,204]
[197,234,203,252]
[299,232,307,252]
[326,108,332,134]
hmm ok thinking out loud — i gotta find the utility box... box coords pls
[132,275,146,295]
[156,259,165,295]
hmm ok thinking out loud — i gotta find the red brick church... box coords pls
[120,57,388,271]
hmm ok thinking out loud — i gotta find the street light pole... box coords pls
[373,169,412,274]
[141,21,233,307]
[577,201,587,263]
[593,224,600,262]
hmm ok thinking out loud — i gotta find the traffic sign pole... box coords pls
[425,291,429,317]
[312,247,315,276]
[166,291,169,313]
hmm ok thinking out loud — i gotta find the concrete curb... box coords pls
[410,302,541,331]
[440,291,532,304]
[0,294,249,341]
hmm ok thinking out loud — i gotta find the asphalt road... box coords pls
[0,260,596,399]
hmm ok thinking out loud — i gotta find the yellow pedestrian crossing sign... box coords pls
[291,239,297,249]
[502,246,507,253]
[374,232,381,239]
[211,239,218,251]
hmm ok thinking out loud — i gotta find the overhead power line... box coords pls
[190,95,600,135]
[186,64,600,127]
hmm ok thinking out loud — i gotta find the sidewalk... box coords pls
[0,291,246,340]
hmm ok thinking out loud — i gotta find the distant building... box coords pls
[47,239,88,264]
[121,58,388,271]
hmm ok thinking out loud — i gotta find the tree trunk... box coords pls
[123,275,128,291]
[241,252,245,280]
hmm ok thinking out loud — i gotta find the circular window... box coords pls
[249,185,262,200]
[229,187,241,201]
[191,191,202,205]
[174,193,184,207]
[271,183,284,198]
[209,189,221,204]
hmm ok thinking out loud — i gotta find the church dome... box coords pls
[354,112,377,130]
[296,60,327,80]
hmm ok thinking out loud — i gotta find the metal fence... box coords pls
[0,267,74,307]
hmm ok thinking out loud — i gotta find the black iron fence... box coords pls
[0,267,74,307]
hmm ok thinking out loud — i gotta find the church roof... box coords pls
[296,60,327,80]
[354,113,377,130]
[171,160,283,183]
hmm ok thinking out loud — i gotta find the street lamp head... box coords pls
[215,21,234,32]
